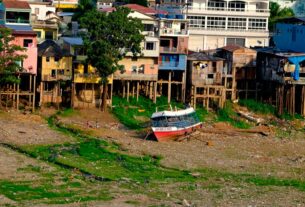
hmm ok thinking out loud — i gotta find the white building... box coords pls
[176,0,270,50]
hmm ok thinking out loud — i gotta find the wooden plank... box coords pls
[153,81,157,104]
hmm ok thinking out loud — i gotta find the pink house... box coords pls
[11,30,38,75]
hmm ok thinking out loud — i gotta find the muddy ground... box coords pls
[1,109,305,206]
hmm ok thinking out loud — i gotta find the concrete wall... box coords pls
[41,56,72,76]
[29,3,56,20]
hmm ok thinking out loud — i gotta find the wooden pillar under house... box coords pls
[16,76,20,111]
[29,74,32,105]
[182,71,186,102]
[301,85,305,116]
[193,86,196,109]
[123,81,126,98]
[132,82,135,98]
[153,81,157,104]
[149,81,153,100]
[136,81,139,102]
[127,81,130,102]
[110,82,113,106]
[231,66,236,100]
[32,75,36,112]
[168,71,171,104]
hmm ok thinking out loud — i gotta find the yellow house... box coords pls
[60,37,113,108]
[38,40,72,105]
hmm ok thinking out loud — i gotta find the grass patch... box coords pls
[112,96,184,130]
[239,99,275,115]
[56,108,79,117]
[217,101,251,129]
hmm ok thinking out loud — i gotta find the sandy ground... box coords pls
[58,108,305,180]
[1,109,305,206]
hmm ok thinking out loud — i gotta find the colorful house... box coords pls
[59,37,113,108]
[157,13,189,103]
[112,6,160,103]
[38,40,72,106]
[0,0,38,111]
[187,51,225,109]
[29,1,59,43]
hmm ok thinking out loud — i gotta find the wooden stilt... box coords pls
[153,81,157,104]
[33,75,36,112]
[168,71,171,103]
[193,86,196,109]
[136,81,139,102]
[123,81,126,98]
[132,82,135,98]
[110,81,113,106]
[16,76,20,111]
[127,81,130,102]
[182,71,186,102]
[149,82,153,100]
[29,75,32,105]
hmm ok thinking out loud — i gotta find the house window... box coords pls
[188,16,205,29]
[207,17,226,29]
[164,21,172,28]
[145,42,155,50]
[132,57,138,61]
[208,0,226,9]
[35,8,39,15]
[248,19,267,31]
[208,74,214,79]
[36,31,42,39]
[45,31,53,40]
[227,38,245,46]
[132,66,137,73]
[228,18,247,30]
[143,24,154,31]
[46,57,50,62]
[54,57,60,62]
[23,39,33,47]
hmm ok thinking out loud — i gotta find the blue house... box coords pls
[273,17,305,53]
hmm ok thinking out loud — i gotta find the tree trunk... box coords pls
[101,82,108,112]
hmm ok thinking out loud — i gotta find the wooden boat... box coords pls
[151,107,202,142]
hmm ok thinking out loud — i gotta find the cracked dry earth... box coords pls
[1,110,305,206]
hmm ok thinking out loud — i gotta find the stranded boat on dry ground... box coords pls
[151,107,202,142]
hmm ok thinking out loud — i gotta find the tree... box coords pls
[0,27,27,85]
[72,0,96,21]
[269,2,294,31]
[122,0,148,7]
[80,7,144,111]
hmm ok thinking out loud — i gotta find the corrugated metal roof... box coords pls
[5,24,33,31]
[221,44,244,52]
[188,51,224,61]
[62,37,83,46]
[57,12,74,17]
[38,39,71,57]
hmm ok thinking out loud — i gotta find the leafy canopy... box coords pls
[0,27,27,84]
[80,7,144,82]
[269,2,294,31]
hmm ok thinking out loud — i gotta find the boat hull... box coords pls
[152,122,202,142]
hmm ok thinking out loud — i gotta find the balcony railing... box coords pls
[74,73,100,79]
[159,61,179,67]
[160,47,188,54]
[6,19,30,24]
[188,6,269,13]
[160,28,188,36]
[43,74,71,81]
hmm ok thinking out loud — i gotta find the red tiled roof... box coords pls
[3,0,31,9]
[100,4,168,15]
[124,4,168,15]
